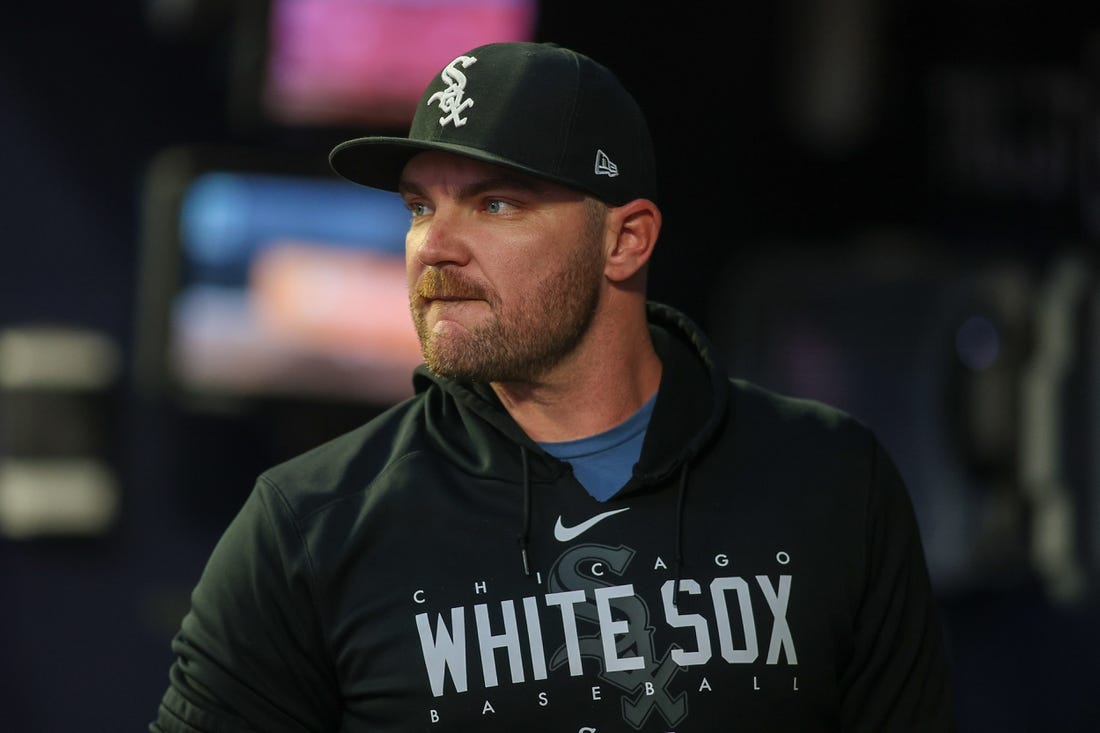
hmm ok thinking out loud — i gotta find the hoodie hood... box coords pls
[631,302,730,488]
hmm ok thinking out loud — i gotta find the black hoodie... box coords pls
[152,302,956,732]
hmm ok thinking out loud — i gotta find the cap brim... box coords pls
[329,137,602,199]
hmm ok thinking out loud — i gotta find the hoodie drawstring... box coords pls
[517,446,532,577]
[672,462,689,607]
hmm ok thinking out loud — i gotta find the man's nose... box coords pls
[410,208,471,268]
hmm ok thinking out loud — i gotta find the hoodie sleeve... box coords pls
[150,477,340,733]
[838,437,957,732]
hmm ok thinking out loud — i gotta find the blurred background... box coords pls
[1,0,1098,730]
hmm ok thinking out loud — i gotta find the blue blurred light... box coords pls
[180,172,410,269]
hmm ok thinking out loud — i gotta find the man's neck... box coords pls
[490,326,662,443]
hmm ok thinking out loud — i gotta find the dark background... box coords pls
[1,1,1098,730]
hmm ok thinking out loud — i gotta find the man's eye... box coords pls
[408,202,429,217]
[486,199,510,214]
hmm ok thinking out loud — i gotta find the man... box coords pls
[151,41,956,731]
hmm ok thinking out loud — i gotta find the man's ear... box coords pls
[604,198,662,283]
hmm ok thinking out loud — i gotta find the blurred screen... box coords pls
[262,0,539,127]
[138,149,422,406]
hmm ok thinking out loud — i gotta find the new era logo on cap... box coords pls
[594,149,619,178]
[328,42,657,206]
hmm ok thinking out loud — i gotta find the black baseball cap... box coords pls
[329,41,657,206]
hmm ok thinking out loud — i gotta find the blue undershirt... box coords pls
[538,391,657,501]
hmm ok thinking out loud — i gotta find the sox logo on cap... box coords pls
[427,55,477,128]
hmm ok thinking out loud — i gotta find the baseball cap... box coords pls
[329,41,657,206]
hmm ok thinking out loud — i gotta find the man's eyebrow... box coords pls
[397,180,426,198]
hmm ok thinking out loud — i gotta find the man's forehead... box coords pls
[399,151,571,197]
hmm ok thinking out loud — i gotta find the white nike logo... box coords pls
[553,508,630,542]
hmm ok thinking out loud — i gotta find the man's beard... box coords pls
[410,237,604,383]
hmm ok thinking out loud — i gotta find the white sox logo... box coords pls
[427,55,478,128]
[413,537,799,727]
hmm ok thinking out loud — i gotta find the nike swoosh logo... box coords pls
[554,508,630,542]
